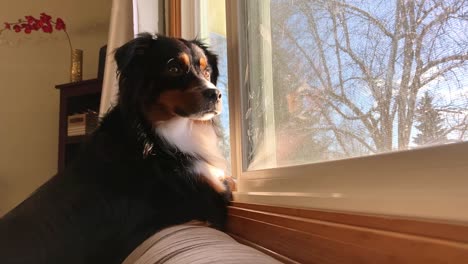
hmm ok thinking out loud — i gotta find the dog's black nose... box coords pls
[203,89,222,101]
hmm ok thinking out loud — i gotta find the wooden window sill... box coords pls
[227,202,468,263]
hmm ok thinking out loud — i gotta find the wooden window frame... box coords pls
[166,0,181,38]
[228,202,468,263]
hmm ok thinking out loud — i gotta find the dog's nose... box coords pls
[203,89,222,101]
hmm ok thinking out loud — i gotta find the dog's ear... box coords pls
[114,33,156,77]
[115,33,159,118]
[191,40,219,85]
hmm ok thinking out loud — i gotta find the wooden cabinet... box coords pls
[55,79,102,173]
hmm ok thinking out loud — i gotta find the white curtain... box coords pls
[99,0,164,116]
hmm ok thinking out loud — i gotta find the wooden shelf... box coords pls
[65,135,88,144]
[57,79,102,173]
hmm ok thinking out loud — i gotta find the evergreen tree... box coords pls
[413,92,447,145]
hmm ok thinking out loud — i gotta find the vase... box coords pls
[70,48,83,82]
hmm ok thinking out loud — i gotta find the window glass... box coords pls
[244,0,468,170]
[201,0,231,171]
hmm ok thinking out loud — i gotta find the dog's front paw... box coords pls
[221,177,235,202]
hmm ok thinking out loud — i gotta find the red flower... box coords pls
[13,24,21,32]
[40,13,52,23]
[25,15,36,24]
[55,18,66,31]
[24,25,32,34]
[32,22,41,30]
[42,24,53,33]
[3,13,71,50]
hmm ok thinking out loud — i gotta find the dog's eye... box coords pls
[166,58,185,76]
[169,66,181,74]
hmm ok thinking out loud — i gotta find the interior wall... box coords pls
[0,0,112,215]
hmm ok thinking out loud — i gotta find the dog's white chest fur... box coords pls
[155,118,226,192]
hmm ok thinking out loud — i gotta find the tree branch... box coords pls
[328,0,395,38]
[299,2,333,89]
[421,54,468,73]
[420,61,466,87]
[318,126,378,153]
[276,22,329,88]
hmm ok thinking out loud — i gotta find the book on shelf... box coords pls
[67,132,86,136]
[67,112,99,137]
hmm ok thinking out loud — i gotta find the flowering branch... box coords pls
[1,13,72,51]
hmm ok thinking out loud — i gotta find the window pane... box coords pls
[200,0,231,173]
[243,0,468,170]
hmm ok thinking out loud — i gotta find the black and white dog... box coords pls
[0,34,231,264]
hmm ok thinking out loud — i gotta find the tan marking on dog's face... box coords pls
[199,57,207,71]
[179,53,190,68]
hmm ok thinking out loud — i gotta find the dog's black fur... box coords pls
[0,34,231,264]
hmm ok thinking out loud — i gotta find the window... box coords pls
[225,0,468,221]
[181,0,231,172]
[238,0,468,169]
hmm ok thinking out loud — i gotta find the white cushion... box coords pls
[122,223,281,264]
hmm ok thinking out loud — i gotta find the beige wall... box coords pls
[0,0,112,215]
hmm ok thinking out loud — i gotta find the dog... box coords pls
[0,33,231,264]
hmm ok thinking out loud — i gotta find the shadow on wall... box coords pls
[0,177,6,216]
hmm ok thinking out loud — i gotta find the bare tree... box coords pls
[271,0,468,157]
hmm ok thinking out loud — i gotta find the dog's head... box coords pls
[115,33,221,123]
